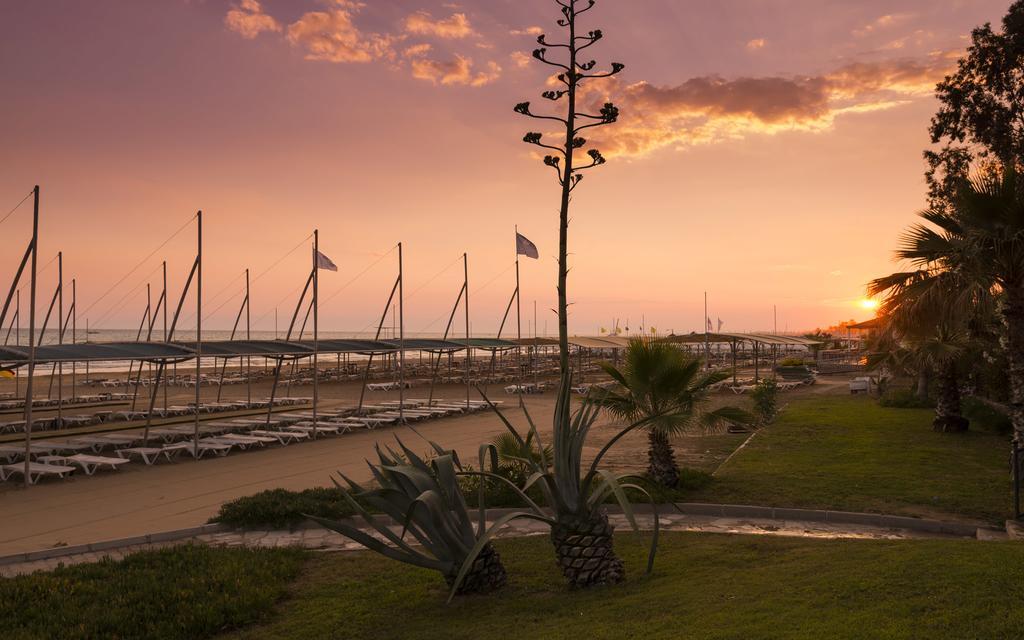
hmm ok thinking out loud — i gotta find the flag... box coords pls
[706,317,713,332]
[516,232,539,259]
[0,369,14,379]
[600,327,607,334]
[316,251,338,272]
[717,318,724,331]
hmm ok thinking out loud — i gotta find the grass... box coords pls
[221,532,1024,640]
[2,544,306,640]
[691,394,1012,523]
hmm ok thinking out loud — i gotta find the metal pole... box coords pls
[398,242,405,423]
[515,227,523,406]
[15,290,19,396]
[246,268,251,406]
[56,252,62,427]
[704,291,709,369]
[194,211,202,459]
[464,253,470,410]
[23,186,39,488]
[70,278,76,403]
[162,261,167,411]
[312,230,319,438]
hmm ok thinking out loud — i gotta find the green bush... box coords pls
[878,389,934,409]
[962,397,1013,434]
[212,487,359,529]
[779,356,806,367]
[0,544,305,640]
[752,378,779,424]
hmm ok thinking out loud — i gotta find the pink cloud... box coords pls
[224,0,281,39]
[404,11,475,39]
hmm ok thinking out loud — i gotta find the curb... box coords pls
[0,503,998,567]
[0,523,228,567]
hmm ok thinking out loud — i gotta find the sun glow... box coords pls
[859,298,880,311]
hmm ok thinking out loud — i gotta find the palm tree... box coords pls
[869,173,1007,432]
[593,338,752,488]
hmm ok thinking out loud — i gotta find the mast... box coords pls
[193,211,202,459]
[464,252,470,409]
[312,230,319,438]
[56,252,62,427]
[22,186,39,488]
[515,226,523,406]
[398,242,405,423]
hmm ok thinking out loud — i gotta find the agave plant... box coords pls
[472,371,661,589]
[308,438,538,600]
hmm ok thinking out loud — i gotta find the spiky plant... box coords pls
[473,381,661,589]
[508,0,636,590]
[309,438,541,600]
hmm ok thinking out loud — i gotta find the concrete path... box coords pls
[1,511,975,577]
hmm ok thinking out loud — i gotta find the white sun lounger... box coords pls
[116,447,181,465]
[38,454,131,475]
[1,461,77,484]
[250,429,308,445]
[288,422,345,435]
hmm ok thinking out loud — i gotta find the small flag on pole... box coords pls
[516,232,539,259]
[316,251,338,272]
[717,318,724,331]
[706,317,713,332]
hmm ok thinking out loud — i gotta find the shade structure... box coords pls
[658,332,822,347]
[0,337,521,365]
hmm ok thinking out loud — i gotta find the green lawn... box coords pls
[691,394,1012,523]
[223,532,1024,640]
[3,545,305,640]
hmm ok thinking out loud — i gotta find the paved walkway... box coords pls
[0,511,976,577]
[0,396,555,555]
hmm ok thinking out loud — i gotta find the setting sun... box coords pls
[859,298,880,311]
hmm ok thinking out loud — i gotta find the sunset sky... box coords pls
[0,0,1013,338]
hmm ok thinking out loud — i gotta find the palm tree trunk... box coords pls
[1003,288,1024,443]
[915,368,931,401]
[551,511,624,588]
[933,360,967,433]
[445,543,507,595]
[647,429,679,487]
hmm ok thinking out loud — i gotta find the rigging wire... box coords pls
[0,190,33,227]
[79,214,197,320]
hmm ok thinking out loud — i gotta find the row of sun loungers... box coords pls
[0,398,501,484]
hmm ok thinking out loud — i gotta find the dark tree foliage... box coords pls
[926,1,1024,209]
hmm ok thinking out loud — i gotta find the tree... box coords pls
[510,0,635,589]
[926,1,1024,209]
[593,339,751,487]
[869,171,1020,435]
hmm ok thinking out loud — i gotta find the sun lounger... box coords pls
[1,461,77,483]
[288,422,345,435]
[250,429,308,445]
[212,434,278,448]
[175,440,232,458]
[38,454,131,475]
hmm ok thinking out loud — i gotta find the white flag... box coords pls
[316,251,338,272]
[516,232,539,259]
[717,317,724,331]
[706,317,713,332]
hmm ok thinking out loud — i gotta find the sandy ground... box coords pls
[0,368,852,555]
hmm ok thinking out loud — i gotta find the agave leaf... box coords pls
[520,405,550,470]
[446,511,557,604]
[395,437,434,475]
[328,481,425,556]
[590,470,638,532]
[477,443,500,534]
[432,454,474,536]
[477,386,529,450]
[617,482,659,575]
[579,414,655,497]
[306,514,449,573]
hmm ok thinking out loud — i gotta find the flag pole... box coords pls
[246,268,251,406]
[56,251,63,428]
[312,230,319,438]
[704,291,709,369]
[23,185,39,488]
[515,226,523,407]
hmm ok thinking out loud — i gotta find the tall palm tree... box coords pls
[871,168,1020,435]
[593,338,751,488]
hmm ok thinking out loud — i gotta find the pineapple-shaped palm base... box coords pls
[551,511,624,588]
[445,543,508,595]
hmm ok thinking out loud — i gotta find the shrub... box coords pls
[878,389,934,409]
[779,356,806,367]
[0,544,305,640]
[752,378,779,425]
[212,487,358,529]
[962,397,1013,434]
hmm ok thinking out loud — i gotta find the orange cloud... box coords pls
[404,11,475,39]
[746,38,766,51]
[510,26,544,36]
[510,51,531,69]
[410,55,500,87]
[578,52,958,157]
[286,2,397,63]
[224,0,281,39]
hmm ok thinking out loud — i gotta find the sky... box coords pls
[0,0,1014,338]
